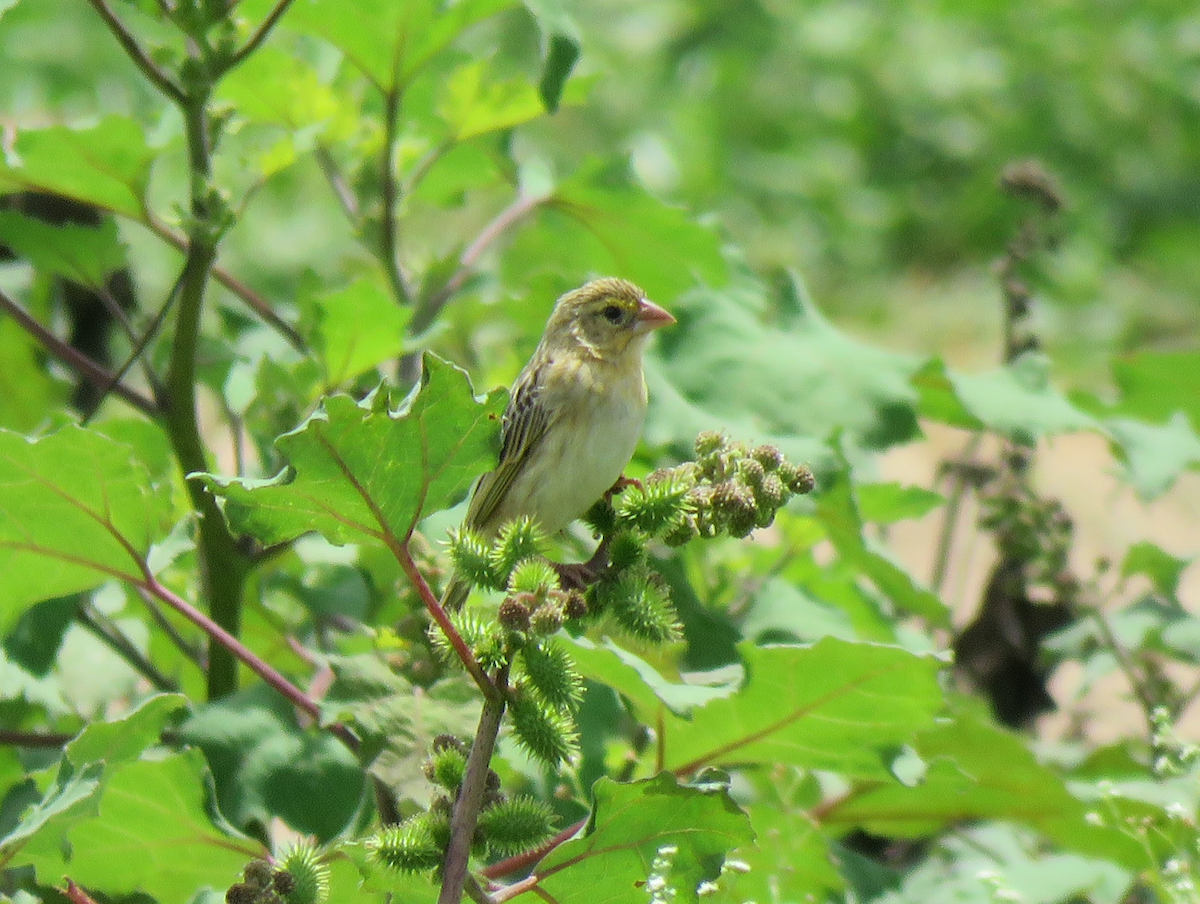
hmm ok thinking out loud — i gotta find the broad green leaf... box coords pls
[0,426,176,629]
[534,774,754,904]
[506,166,728,305]
[1106,413,1200,500]
[914,354,1100,444]
[661,640,945,779]
[1121,541,1190,598]
[0,760,103,865]
[439,60,547,140]
[856,482,945,523]
[565,636,739,719]
[254,0,516,91]
[649,277,922,459]
[22,750,257,900]
[320,654,481,807]
[521,0,581,111]
[817,463,949,625]
[301,280,409,386]
[177,684,368,843]
[1112,350,1200,428]
[742,576,859,644]
[0,319,67,432]
[0,212,127,288]
[64,692,189,768]
[825,714,1143,867]
[728,804,844,903]
[217,46,358,140]
[0,119,154,220]
[201,354,505,546]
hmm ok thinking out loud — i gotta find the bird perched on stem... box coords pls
[442,277,675,610]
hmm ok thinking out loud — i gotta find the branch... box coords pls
[0,730,74,748]
[145,216,307,353]
[415,193,547,334]
[0,286,159,417]
[135,586,207,668]
[439,673,508,904]
[394,543,497,699]
[481,819,585,881]
[84,0,185,103]
[379,86,411,305]
[227,0,296,68]
[76,601,180,692]
[139,574,361,751]
[315,144,360,223]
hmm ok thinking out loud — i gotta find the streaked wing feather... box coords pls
[465,363,552,533]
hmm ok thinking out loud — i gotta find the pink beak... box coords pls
[634,298,676,331]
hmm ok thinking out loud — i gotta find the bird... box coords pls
[442,277,675,610]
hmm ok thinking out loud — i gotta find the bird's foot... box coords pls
[551,538,613,590]
[604,474,642,502]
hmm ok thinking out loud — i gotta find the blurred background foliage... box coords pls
[5,0,1199,386]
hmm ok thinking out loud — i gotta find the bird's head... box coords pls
[545,277,675,360]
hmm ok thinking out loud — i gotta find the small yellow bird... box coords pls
[443,277,675,610]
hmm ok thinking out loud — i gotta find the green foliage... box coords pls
[1,1,1198,904]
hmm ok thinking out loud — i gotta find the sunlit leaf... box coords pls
[0,119,154,220]
[1106,413,1200,500]
[522,0,581,111]
[1112,350,1200,428]
[661,639,945,779]
[534,774,754,904]
[301,279,409,386]
[0,426,176,629]
[201,354,505,546]
[0,212,127,288]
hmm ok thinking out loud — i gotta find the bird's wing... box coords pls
[464,361,554,534]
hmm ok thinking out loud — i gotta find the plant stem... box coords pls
[140,574,360,751]
[439,673,508,904]
[394,543,497,699]
[84,0,185,103]
[0,287,159,417]
[76,602,179,692]
[379,86,411,306]
[228,0,296,68]
[0,730,75,748]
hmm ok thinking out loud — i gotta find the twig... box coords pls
[488,876,538,904]
[315,144,360,222]
[1087,605,1158,740]
[379,86,411,305]
[415,193,547,334]
[144,216,307,352]
[84,0,185,103]
[227,0,296,68]
[464,876,497,904]
[0,730,74,748]
[929,435,984,595]
[0,287,159,417]
[481,820,586,881]
[139,574,361,751]
[394,543,497,699]
[135,586,207,668]
[439,673,508,904]
[76,601,179,692]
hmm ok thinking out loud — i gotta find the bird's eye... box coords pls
[602,304,625,324]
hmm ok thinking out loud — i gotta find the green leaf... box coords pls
[439,59,548,140]
[0,426,176,630]
[856,482,945,523]
[521,0,581,111]
[64,692,189,768]
[22,750,257,900]
[177,684,367,843]
[565,636,739,719]
[0,319,67,432]
[0,119,154,220]
[662,639,945,780]
[301,280,410,386]
[201,354,505,546]
[535,774,754,904]
[1112,350,1200,428]
[649,277,922,458]
[1121,541,1190,598]
[730,803,844,903]
[817,461,949,625]
[508,165,728,304]
[0,212,127,288]
[914,354,1100,444]
[1106,413,1200,500]
[0,760,103,864]
[255,0,516,91]
[825,714,1143,867]
[217,46,358,138]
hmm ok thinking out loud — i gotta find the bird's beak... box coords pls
[634,298,676,331]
